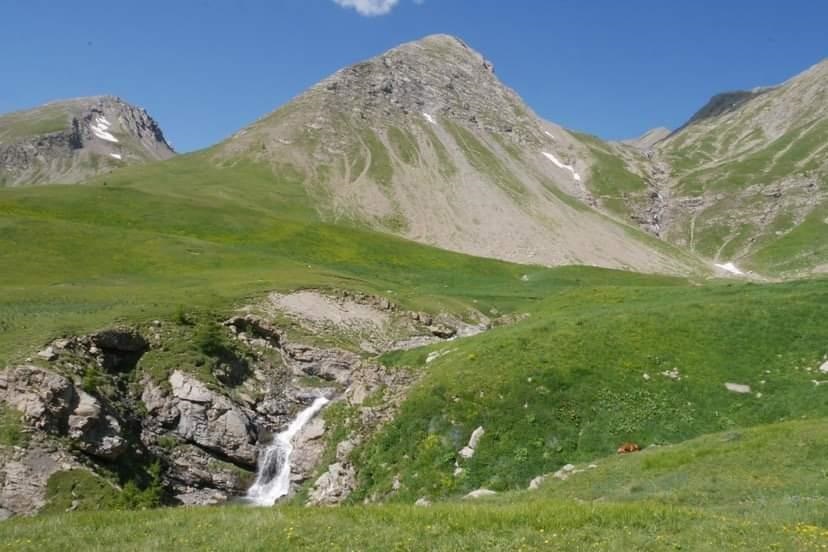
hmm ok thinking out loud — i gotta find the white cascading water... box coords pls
[245,396,329,506]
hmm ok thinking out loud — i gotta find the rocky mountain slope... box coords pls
[0,96,174,186]
[588,59,828,277]
[217,34,699,275]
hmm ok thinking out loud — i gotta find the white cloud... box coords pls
[333,0,400,16]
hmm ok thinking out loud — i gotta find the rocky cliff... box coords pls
[0,289,492,517]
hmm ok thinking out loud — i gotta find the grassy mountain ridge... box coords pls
[585,59,828,277]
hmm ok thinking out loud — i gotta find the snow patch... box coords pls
[714,262,744,276]
[91,117,119,143]
[109,153,122,160]
[423,112,436,125]
[544,130,556,140]
[541,151,581,182]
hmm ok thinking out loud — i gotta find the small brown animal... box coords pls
[617,442,641,454]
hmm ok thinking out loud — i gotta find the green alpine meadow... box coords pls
[1,4,826,550]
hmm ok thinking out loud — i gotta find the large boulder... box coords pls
[146,371,259,467]
[307,462,356,505]
[66,391,127,460]
[165,444,252,503]
[0,366,75,432]
[0,366,126,460]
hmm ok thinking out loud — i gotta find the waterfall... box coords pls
[245,396,329,506]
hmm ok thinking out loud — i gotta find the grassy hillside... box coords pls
[531,418,828,527]
[348,277,828,501]
[2,419,826,551]
[1,115,827,550]
[0,152,680,362]
[656,62,828,275]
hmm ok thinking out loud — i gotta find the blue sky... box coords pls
[2,0,825,152]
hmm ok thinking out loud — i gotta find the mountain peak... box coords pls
[219,35,696,276]
[395,33,489,65]
[0,96,174,186]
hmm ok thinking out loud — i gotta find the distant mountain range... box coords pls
[2,35,825,277]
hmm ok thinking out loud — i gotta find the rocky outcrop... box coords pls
[0,439,86,517]
[66,390,126,460]
[1,289,493,515]
[165,445,251,505]
[0,365,126,459]
[307,462,356,506]
[0,365,75,433]
[144,372,258,467]
[306,361,420,505]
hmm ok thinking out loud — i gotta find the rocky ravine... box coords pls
[0,290,492,518]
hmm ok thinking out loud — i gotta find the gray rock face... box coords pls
[282,343,362,385]
[149,371,259,467]
[0,439,86,518]
[307,462,356,506]
[307,34,539,146]
[0,365,127,460]
[0,365,75,432]
[290,416,327,482]
[66,391,126,460]
[166,445,251,503]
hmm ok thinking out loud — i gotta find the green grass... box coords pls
[748,205,828,273]
[41,470,121,515]
[0,107,70,142]
[0,404,27,447]
[5,418,828,550]
[575,133,648,216]
[352,279,828,502]
[387,126,419,165]
[0,497,816,551]
[443,120,526,198]
[2,137,828,549]
[361,129,394,187]
[0,152,678,363]
[532,418,828,526]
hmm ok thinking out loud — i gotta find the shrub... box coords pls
[117,461,164,510]
[0,405,27,447]
[194,323,224,356]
